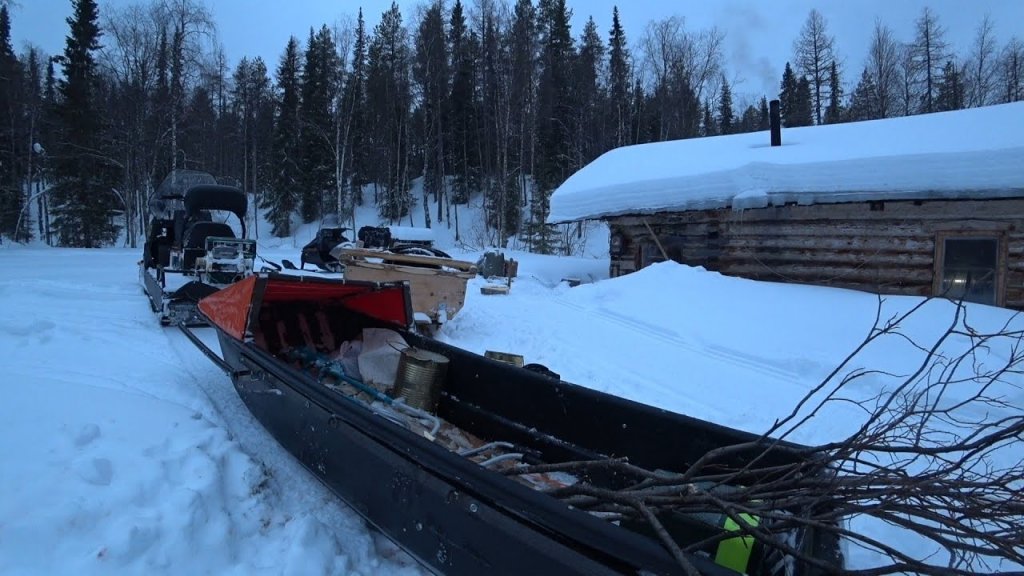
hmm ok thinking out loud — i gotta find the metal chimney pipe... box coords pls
[769,99,782,147]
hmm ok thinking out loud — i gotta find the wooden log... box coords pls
[333,247,478,272]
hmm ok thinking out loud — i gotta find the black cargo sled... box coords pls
[140,170,256,326]
[186,273,843,576]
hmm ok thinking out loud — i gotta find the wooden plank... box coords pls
[333,247,478,272]
[722,250,935,267]
[725,236,935,252]
[343,261,472,323]
[721,263,934,286]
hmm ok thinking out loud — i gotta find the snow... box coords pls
[3,240,1022,573]
[387,226,435,243]
[548,102,1024,223]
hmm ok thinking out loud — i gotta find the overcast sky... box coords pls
[9,0,1024,103]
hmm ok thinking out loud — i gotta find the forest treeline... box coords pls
[0,0,1021,251]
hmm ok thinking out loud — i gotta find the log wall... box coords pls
[607,198,1024,309]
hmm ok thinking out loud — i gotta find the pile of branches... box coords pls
[505,298,1024,575]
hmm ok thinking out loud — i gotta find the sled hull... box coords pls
[194,273,842,576]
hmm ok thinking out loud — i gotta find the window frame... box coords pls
[932,231,1007,307]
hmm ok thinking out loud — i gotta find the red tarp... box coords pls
[198,275,411,341]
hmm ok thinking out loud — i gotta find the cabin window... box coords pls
[936,237,1000,305]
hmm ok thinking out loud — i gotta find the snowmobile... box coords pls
[286,224,452,273]
[140,169,255,326]
[297,225,353,272]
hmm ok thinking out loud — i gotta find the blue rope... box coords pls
[286,346,393,404]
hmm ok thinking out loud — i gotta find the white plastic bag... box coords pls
[357,328,407,390]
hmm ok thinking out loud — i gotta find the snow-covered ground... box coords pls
[2,241,1022,574]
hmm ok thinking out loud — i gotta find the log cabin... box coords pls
[548,102,1024,308]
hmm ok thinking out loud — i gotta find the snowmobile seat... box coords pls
[182,222,235,270]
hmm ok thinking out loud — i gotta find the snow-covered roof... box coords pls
[388,225,435,242]
[548,102,1024,223]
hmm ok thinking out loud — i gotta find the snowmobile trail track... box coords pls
[160,327,427,574]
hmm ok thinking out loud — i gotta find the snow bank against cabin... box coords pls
[548,102,1024,223]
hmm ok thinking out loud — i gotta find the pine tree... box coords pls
[779,62,799,127]
[264,37,302,237]
[847,67,880,122]
[413,1,448,228]
[606,6,630,148]
[935,60,965,112]
[824,60,844,124]
[717,74,733,135]
[50,0,120,247]
[758,96,770,131]
[0,4,24,239]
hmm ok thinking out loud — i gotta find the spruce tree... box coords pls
[792,76,814,126]
[717,75,734,135]
[530,0,574,254]
[848,68,880,122]
[758,96,770,131]
[447,0,477,206]
[779,62,799,127]
[298,25,339,222]
[701,100,716,136]
[264,37,302,237]
[413,1,448,227]
[181,83,218,170]
[824,60,844,124]
[573,16,604,166]
[508,0,535,227]
[737,105,759,133]
[607,6,630,148]
[0,4,23,240]
[367,2,412,222]
[936,60,965,112]
[50,0,120,247]
[339,9,368,208]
